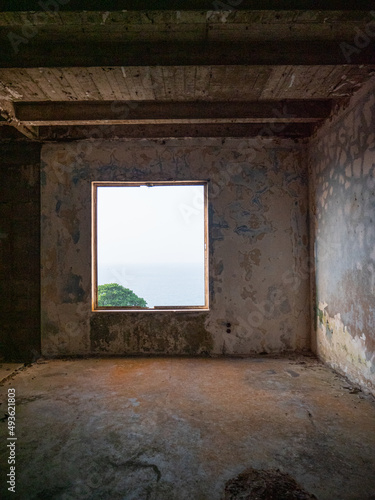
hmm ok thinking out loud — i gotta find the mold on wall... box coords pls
[41,137,310,357]
[309,78,375,395]
[0,142,42,361]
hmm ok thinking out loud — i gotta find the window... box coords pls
[92,181,208,311]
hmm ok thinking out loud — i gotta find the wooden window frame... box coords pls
[92,180,209,312]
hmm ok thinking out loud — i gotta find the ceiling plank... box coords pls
[13,100,333,125]
[1,41,374,67]
[2,65,368,102]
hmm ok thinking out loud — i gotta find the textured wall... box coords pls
[309,79,375,395]
[0,142,41,361]
[41,138,310,357]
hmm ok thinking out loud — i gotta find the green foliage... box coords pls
[98,283,147,307]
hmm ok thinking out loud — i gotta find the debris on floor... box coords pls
[223,468,317,499]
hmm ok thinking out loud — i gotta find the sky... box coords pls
[97,184,205,265]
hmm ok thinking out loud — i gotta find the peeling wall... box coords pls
[309,78,375,395]
[0,142,41,361]
[41,138,310,357]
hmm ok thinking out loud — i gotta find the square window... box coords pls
[92,181,209,311]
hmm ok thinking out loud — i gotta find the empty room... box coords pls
[0,1,374,499]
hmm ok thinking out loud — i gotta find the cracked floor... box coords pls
[1,356,375,500]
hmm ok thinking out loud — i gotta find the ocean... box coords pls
[98,263,205,307]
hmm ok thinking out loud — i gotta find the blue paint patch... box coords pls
[250,186,269,210]
[234,225,273,239]
[129,166,147,178]
[235,225,253,234]
[210,206,229,244]
[216,261,224,275]
[72,229,80,244]
[72,164,89,185]
[172,152,190,176]
[55,200,62,214]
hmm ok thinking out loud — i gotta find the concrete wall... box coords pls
[41,137,310,357]
[0,142,41,361]
[309,78,375,395]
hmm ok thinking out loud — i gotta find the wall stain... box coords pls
[62,272,85,303]
[90,315,118,351]
[90,313,213,355]
[41,139,309,357]
[311,83,375,395]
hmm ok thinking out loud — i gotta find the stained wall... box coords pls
[309,78,375,394]
[0,142,41,361]
[41,138,310,357]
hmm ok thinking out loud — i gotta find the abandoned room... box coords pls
[0,1,375,499]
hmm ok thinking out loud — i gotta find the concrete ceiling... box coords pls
[0,1,374,140]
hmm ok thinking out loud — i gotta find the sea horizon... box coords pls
[98,262,205,307]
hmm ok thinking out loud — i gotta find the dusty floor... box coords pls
[0,356,375,500]
[0,363,24,383]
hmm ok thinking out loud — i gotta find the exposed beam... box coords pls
[15,118,324,126]
[14,100,333,126]
[1,41,374,67]
[0,101,39,140]
[1,1,374,11]
[38,123,313,140]
[3,122,38,140]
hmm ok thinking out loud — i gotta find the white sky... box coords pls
[97,184,205,265]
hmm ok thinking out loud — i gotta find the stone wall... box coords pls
[0,142,41,361]
[41,137,310,357]
[309,78,375,394]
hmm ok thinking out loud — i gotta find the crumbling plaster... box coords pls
[41,137,310,357]
[309,77,375,395]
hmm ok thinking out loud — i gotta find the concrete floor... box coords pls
[0,356,375,500]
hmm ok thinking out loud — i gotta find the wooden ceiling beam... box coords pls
[13,100,332,125]
[38,123,314,140]
[1,1,374,11]
[1,41,374,67]
[0,101,39,140]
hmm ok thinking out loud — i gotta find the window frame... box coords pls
[91,180,209,312]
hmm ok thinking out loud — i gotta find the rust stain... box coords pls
[250,249,261,266]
